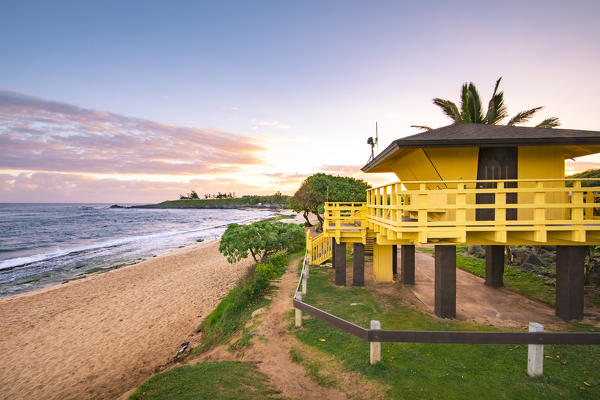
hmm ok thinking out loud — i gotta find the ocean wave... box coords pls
[0,212,272,271]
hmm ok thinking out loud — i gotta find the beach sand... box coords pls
[0,240,255,400]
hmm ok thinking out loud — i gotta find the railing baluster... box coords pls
[533,181,547,243]
[572,181,585,242]
[495,182,507,243]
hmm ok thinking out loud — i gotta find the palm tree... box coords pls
[412,77,560,130]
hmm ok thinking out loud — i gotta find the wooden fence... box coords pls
[293,255,600,376]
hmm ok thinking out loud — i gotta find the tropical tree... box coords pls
[292,173,371,230]
[412,77,560,130]
[219,221,305,263]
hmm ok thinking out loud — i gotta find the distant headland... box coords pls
[110,194,291,210]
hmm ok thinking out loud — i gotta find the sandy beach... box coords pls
[0,240,256,400]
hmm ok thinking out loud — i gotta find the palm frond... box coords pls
[410,125,433,131]
[485,77,507,125]
[466,83,484,123]
[432,98,461,122]
[460,83,470,122]
[535,117,560,128]
[506,106,543,126]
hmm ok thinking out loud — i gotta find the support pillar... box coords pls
[334,240,347,286]
[401,245,415,285]
[485,245,505,287]
[353,243,365,286]
[331,238,336,268]
[434,245,456,319]
[392,245,398,277]
[556,246,585,320]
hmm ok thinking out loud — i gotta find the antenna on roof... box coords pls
[367,121,379,162]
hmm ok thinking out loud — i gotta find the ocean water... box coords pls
[0,203,276,297]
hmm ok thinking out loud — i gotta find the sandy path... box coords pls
[0,241,255,400]
[196,257,351,400]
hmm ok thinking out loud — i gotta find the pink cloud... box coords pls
[0,172,270,203]
[0,90,266,175]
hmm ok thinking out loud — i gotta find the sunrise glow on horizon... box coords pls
[2,1,600,202]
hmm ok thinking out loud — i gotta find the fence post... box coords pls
[527,322,544,377]
[301,271,307,295]
[370,320,381,365]
[295,292,303,327]
[304,258,309,279]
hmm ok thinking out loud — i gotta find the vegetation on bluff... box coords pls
[291,173,371,229]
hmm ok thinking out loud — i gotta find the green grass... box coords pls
[194,250,303,353]
[128,361,286,400]
[417,246,556,306]
[293,266,600,399]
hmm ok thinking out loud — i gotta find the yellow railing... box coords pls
[321,178,600,245]
[323,202,367,241]
[306,231,332,265]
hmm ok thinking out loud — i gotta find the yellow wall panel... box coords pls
[373,243,393,282]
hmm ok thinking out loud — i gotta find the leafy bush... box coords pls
[219,221,304,263]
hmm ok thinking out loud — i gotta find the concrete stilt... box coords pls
[353,243,365,286]
[392,245,398,277]
[370,320,381,365]
[556,246,585,320]
[485,245,505,287]
[527,322,544,377]
[401,245,415,285]
[434,245,456,319]
[334,241,347,286]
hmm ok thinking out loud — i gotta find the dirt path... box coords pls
[0,241,255,400]
[371,250,598,329]
[194,258,356,400]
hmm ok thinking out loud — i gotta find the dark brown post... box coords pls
[485,245,505,287]
[332,238,336,268]
[353,243,365,286]
[556,246,585,320]
[392,245,398,277]
[401,245,415,285]
[334,240,346,286]
[435,245,456,319]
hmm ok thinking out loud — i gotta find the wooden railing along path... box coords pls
[293,255,600,375]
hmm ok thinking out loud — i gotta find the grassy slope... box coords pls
[417,246,556,306]
[128,361,285,400]
[129,251,303,400]
[293,266,600,399]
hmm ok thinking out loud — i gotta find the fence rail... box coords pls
[293,255,600,373]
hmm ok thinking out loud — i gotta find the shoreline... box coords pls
[1,209,296,299]
[0,239,255,399]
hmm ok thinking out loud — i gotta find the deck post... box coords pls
[527,322,544,377]
[556,246,585,320]
[401,245,415,285]
[295,292,302,327]
[485,245,505,287]
[353,243,365,286]
[434,245,456,319]
[334,241,347,286]
[392,245,398,277]
[332,238,336,268]
[370,320,381,365]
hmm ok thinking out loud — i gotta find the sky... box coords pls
[1,0,599,203]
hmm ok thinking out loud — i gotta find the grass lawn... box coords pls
[293,266,600,399]
[417,246,556,305]
[128,361,286,400]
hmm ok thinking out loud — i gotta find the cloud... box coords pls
[565,160,600,175]
[250,118,290,129]
[0,90,266,175]
[0,172,269,203]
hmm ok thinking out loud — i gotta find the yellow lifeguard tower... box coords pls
[307,123,600,320]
